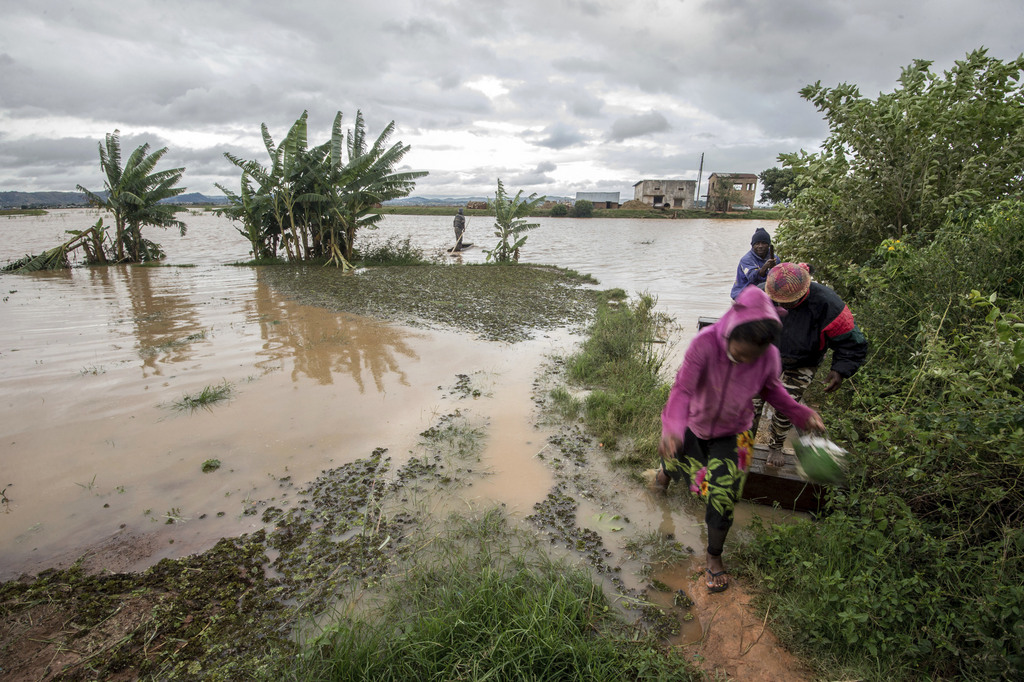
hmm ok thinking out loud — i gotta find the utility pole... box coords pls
[696,153,704,208]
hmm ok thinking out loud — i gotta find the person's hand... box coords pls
[766,257,777,269]
[824,371,843,393]
[659,434,682,459]
[804,410,825,433]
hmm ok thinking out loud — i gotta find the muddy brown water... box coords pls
[0,209,792,611]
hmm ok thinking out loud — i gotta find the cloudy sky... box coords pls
[1,0,1021,200]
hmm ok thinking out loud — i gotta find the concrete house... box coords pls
[705,173,757,211]
[632,180,697,209]
[575,191,620,209]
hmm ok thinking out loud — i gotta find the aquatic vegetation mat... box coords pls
[0,448,407,679]
[259,263,602,342]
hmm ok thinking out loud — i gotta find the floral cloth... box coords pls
[662,428,753,547]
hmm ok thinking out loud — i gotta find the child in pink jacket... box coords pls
[657,286,824,593]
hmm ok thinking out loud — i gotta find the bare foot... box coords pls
[766,447,785,468]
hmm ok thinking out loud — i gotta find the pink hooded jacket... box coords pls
[661,286,816,440]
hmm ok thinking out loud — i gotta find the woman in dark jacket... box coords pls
[754,262,868,466]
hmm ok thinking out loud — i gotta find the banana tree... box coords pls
[220,110,426,265]
[334,111,427,262]
[77,130,186,262]
[303,110,427,265]
[216,171,276,260]
[485,179,543,263]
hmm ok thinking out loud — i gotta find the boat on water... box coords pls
[447,242,474,254]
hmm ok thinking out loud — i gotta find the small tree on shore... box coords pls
[707,176,745,212]
[758,167,797,206]
[572,199,593,218]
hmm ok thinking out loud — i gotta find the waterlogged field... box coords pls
[0,209,803,680]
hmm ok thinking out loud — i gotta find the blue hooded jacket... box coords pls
[730,228,772,299]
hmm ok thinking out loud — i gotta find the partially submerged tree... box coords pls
[3,218,109,272]
[218,110,426,266]
[776,48,1024,286]
[484,179,543,263]
[78,130,186,262]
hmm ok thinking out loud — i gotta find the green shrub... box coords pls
[550,203,569,217]
[572,199,594,218]
[354,236,429,265]
[744,200,1024,680]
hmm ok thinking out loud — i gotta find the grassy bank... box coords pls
[0,208,47,216]
[293,511,696,681]
[553,293,673,463]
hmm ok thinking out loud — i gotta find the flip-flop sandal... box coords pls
[706,569,729,593]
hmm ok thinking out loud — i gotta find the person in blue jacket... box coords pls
[730,227,777,299]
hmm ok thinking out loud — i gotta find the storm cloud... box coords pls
[1,0,1020,200]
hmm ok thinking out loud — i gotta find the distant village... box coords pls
[574,173,758,212]
[0,173,758,211]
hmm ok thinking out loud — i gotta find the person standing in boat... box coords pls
[754,262,868,467]
[730,227,777,299]
[655,286,824,594]
[453,208,466,250]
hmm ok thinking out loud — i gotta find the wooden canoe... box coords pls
[447,242,474,254]
[743,443,830,513]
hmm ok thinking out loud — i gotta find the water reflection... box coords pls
[250,271,422,390]
[118,267,205,377]
[0,210,781,582]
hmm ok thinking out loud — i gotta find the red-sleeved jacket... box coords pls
[776,282,867,378]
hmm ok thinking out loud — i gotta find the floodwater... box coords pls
[0,209,783,587]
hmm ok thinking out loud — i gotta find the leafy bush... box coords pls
[572,199,594,218]
[550,203,569,217]
[775,50,1024,289]
[745,200,1024,679]
[354,236,429,265]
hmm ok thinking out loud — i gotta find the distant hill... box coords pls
[383,196,489,206]
[1,191,570,209]
[0,191,90,208]
[0,191,228,208]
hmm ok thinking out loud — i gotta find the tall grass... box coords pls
[563,293,672,462]
[354,236,432,266]
[292,510,696,681]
